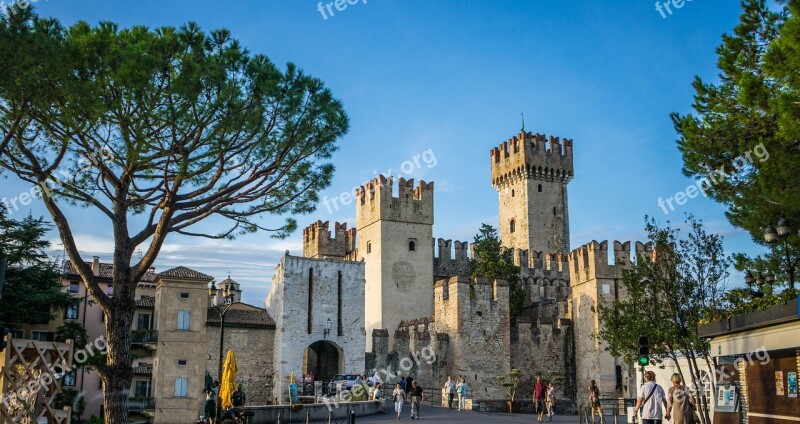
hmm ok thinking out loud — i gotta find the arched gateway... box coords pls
[303,340,343,383]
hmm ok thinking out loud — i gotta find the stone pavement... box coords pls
[354,405,630,423]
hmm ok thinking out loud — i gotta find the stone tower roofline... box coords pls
[301,220,357,259]
[354,175,434,227]
[568,240,653,283]
[354,175,434,203]
[490,131,574,189]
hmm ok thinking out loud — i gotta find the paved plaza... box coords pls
[355,405,630,423]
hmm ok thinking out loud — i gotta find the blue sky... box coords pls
[2,0,766,304]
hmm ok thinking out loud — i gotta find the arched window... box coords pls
[538,184,542,192]
[510,219,516,233]
[367,242,372,254]
[409,240,416,251]
[511,189,515,197]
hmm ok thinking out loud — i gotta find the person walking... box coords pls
[588,380,604,424]
[456,377,467,411]
[665,373,696,424]
[443,376,456,408]
[392,383,406,420]
[533,376,547,422]
[409,380,425,420]
[405,374,414,403]
[634,371,668,424]
[546,381,557,422]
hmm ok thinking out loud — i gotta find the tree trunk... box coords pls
[101,295,135,424]
[685,350,711,424]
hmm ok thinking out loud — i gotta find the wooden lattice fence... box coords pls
[0,336,74,424]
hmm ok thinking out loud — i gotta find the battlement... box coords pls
[302,220,357,259]
[433,238,472,279]
[490,131,574,189]
[354,175,434,228]
[568,240,653,284]
[512,249,570,274]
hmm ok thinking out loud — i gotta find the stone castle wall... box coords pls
[266,253,366,404]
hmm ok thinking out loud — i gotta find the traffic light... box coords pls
[0,326,8,352]
[638,336,650,366]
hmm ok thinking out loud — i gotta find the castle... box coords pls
[267,130,645,408]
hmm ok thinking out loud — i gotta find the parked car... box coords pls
[328,373,361,395]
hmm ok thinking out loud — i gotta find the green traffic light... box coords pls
[638,356,649,366]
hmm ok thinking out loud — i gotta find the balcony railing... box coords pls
[130,329,158,345]
[128,396,155,411]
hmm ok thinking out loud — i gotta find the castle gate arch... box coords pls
[303,340,343,383]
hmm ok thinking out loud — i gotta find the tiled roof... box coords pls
[158,266,213,281]
[206,307,275,329]
[135,296,155,308]
[63,261,157,282]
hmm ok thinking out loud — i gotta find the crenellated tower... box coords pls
[490,131,574,255]
[302,220,357,260]
[355,175,435,350]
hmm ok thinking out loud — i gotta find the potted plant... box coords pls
[497,368,522,413]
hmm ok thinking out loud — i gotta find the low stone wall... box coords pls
[245,401,381,423]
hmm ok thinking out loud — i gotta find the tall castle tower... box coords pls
[490,131,574,255]
[355,175,434,350]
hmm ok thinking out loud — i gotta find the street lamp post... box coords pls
[209,281,236,418]
[744,270,773,298]
[764,218,799,290]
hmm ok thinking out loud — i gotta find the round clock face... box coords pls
[392,261,416,289]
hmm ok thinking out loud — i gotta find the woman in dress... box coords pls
[665,373,696,424]
[392,382,406,420]
[588,380,604,424]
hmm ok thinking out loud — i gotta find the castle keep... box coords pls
[265,129,640,407]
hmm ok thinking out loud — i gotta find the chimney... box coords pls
[92,256,100,277]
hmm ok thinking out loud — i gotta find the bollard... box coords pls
[276,412,281,424]
[614,414,619,424]
[306,410,311,423]
[349,409,356,424]
[328,410,333,424]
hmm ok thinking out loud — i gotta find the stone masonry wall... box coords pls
[206,325,274,405]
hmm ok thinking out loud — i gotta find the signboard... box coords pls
[787,372,797,398]
[715,385,737,412]
[776,371,785,396]
[289,383,299,403]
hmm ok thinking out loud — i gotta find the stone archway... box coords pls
[303,340,343,383]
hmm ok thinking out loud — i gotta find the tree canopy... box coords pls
[597,216,729,424]
[0,209,78,326]
[672,0,799,289]
[0,9,348,422]
[470,223,525,321]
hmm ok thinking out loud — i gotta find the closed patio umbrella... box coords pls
[219,350,238,409]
